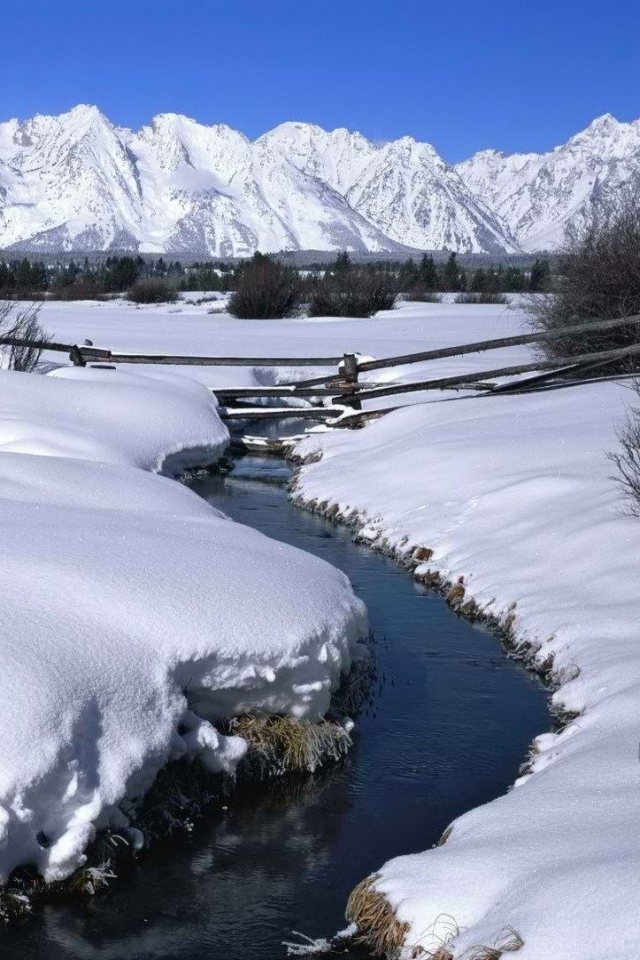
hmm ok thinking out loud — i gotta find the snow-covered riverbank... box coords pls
[0,364,366,887]
[293,380,640,960]
[6,294,637,956]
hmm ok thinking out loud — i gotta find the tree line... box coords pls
[396,252,551,295]
[0,256,236,299]
[0,250,552,302]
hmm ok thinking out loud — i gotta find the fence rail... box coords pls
[1,313,639,427]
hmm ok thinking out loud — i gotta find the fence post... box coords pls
[69,345,86,367]
[341,353,362,411]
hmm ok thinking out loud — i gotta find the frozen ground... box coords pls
[0,363,366,886]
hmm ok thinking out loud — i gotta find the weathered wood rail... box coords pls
[2,313,639,428]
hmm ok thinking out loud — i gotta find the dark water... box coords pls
[0,456,548,960]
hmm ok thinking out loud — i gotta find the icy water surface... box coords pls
[0,455,549,960]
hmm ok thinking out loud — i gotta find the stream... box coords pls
[0,453,549,960]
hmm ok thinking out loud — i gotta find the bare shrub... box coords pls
[528,199,640,368]
[48,279,102,301]
[609,387,640,516]
[454,291,508,305]
[228,254,302,319]
[403,288,442,303]
[308,268,397,318]
[126,278,179,304]
[0,302,52,372]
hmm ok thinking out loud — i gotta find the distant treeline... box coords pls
[378,252,552,294]
[0,255,236,299]
[0,250,552,299]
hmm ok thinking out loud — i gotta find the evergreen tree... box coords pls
[471,268,487,292]
[529,257,551,292]
[419,254,439,290]
[442,252,462,292]
[503,265,526,292]
[15,259,33,292]
[398,258,418,291]
[334,251,352,274]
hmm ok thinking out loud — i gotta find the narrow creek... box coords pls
[0,453,549,960]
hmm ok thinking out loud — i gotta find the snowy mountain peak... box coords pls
[1,106,639,255]
[457,113,640,251]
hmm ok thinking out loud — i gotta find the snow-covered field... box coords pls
[36,294,531,395]
[2,294,637,957]
[0,359,366,886]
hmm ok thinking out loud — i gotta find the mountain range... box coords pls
[0,105,637,256]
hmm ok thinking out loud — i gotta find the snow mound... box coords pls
[0,367,367,884]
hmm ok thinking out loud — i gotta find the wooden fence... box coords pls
[2,313,640,427]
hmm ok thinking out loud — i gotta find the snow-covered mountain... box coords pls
[0,106,638,255]
[259,123,516,254]
[0,105,517,255]
[457,114,640,251]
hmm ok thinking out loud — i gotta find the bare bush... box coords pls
[48,279,102,301]
[308,268,397,318]
[454,291,509,305]
[528,199,640,368]
[0,302,51,372]
[126,278,179,304]
[609,387,640,516]
[228,254,302,319]
[402,288,442,303]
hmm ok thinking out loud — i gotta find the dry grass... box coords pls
[347,874,410,958]
[466,926,524,958]
[446,577,466,608]
[231,714,352,778]
[346,868,524,960]
[436,824,453,847]
[413,546,434,562]
[416,568,442,587]
[0,889,31,922]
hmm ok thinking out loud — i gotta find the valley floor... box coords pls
[1,294,636,957]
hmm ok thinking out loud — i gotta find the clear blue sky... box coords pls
[1,0,638,161]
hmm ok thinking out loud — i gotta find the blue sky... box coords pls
[0,0,638,161]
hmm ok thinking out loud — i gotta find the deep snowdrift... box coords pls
[293,382,640,960]
[0,367,366,885]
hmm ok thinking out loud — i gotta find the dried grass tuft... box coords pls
[231,714,352,778]
[0,889,31,922]
[347,874,409,958]
[436,824,453,847]
[465,926,525,958]
[446,577,466,608]
[413,546,434,562]
[416,568,441,587]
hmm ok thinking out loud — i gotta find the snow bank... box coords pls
[293,381,640,959]
[0,367,366,885]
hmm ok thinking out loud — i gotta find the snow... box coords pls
[0,363,366,885]
[457,113,640,250]
[35,295,532,398]
[3,293,636,955]
[292,359,640,957]
[0,105,516,255]
[2,106,639,254]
